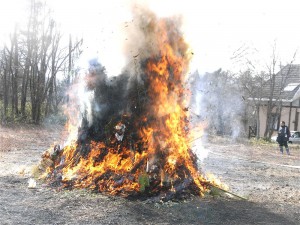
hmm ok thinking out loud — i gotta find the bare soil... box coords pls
[0,125,299,225]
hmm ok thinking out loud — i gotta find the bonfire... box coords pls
[38,8,226,201]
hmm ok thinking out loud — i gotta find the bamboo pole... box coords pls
[208,183,248,200]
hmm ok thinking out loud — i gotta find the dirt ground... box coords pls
[0,125,299,225]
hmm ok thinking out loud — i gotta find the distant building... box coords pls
[250,64,300,137]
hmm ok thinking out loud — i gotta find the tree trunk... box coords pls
[21,40,32,118]
[8,44,14,118]
[13,29,19,116]
[256,105,260,139]
[2,50,9,122]
[21,64,29,117]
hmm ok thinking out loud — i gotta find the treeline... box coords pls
[0,0,82,124]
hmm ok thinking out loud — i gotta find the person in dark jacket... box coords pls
[277,121,291,155]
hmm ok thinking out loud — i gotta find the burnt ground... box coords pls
[0,125,299,225]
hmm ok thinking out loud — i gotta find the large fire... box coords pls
[39,10,226,200]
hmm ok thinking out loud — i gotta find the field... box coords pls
[0,125,299,225]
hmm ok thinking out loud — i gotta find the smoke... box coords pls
[63,6,189,143]
[65,3,247,155]
[122,5,187,79]
[189,69,246,139]
[73,59,129,142]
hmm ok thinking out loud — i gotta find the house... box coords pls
[254,64,300,137]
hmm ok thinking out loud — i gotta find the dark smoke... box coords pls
[78,59,131,142]
[78,7,187,145]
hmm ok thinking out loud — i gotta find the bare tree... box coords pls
[0,0,82,124]
[0,48,10,122]
[45,32,82,116]
[12,26,20,116]
[238,69,266,138]
[238,43,297,139]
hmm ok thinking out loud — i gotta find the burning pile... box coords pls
[40,8,223,201]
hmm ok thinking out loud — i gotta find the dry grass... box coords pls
[0,125,299,224]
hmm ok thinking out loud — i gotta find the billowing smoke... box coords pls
[77,59,130,142]
[76,6,189,144]
[189,69,246,139]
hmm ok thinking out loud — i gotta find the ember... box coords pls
[40,8,225,201]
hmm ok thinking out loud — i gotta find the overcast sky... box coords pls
[1,0,300,76]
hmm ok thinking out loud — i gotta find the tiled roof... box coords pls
[260,64,300,101]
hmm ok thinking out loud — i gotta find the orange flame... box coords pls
[42,16,226,198]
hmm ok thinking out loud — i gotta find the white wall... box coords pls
[259,102,300,137]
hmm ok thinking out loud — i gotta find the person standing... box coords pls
[277,121,291,155]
